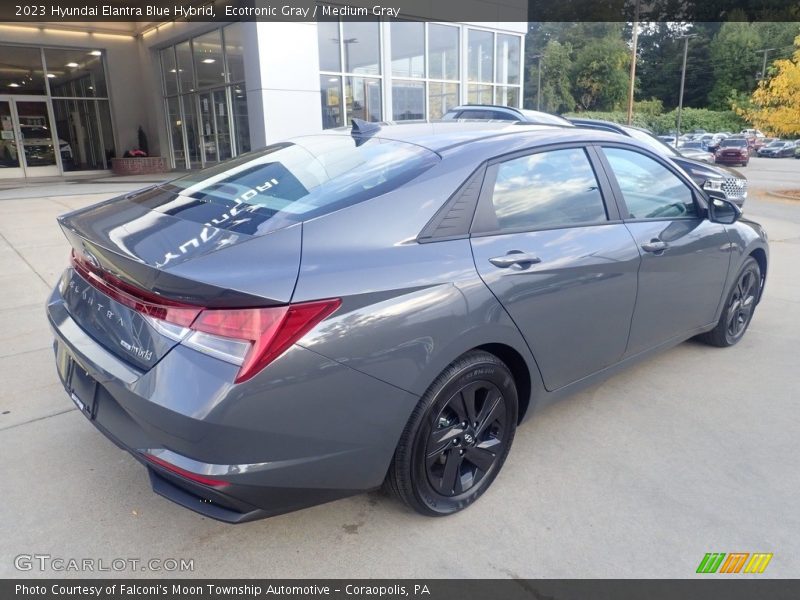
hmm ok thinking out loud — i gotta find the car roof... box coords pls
[310,121,640,155]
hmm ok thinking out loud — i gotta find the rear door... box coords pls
[470,145,641,391]
[597,145,731,356]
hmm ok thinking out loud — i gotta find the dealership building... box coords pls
[0,9,525,179]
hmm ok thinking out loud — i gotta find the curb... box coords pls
[765,190,800,201]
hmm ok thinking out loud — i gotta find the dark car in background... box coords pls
[757,140,796,158]
[568,118,747,207]
[47,122,767,523]
[716,138,752,166]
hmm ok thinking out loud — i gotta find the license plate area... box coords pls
[56,343,98,419]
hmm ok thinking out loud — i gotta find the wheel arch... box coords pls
[749,247,767,302]
[475,343,532,423]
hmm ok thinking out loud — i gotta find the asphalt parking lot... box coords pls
[0,157,798,578]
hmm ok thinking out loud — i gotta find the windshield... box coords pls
[160,135,440,235]
[767,142,784,147]
[682,142,704,149]
[721,139,746,147]
[622,126,680,157]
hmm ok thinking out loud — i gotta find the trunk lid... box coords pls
[57,185,303,370]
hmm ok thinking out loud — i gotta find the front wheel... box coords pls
[385,350,518,516]
[698,257,761,347]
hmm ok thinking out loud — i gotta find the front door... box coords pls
[0,100,24,178]
[470,146,641,391]
[599,146,732,356]
[0,97,61,178]
[197,90,234,167]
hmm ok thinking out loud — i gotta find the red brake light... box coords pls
[192,299,341,383]
[143,453,229,487]
[70,249,200,326]
[70,248,341,383]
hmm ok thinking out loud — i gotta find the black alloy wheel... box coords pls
[385,350,518,516]
[699,257,761,347]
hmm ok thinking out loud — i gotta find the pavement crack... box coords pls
[0,406,76,432]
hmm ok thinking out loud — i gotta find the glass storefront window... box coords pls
[166,96,185,164]
[428,24,459,81]
[193,30,225,89]
[45,48,107,97]
[176,41,195,93]
[496,86,520,108]
[468,30,494,83]
[428,82,459,120]
[345,77,382,122]
[392,81,425,121]
[160,48,179,96]
[224,23,245,83]
[468,84,493,104]
[320,75,344,129]
[50,99,113,170]
[232,91,250,154]
[0,45,46,95]
[391,21,424,79]
[342,20,380,75]
[317,19,342,73]
[496,34,521,86]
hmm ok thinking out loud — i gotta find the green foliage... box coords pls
[571,35,631,110]
[564,107,746,135]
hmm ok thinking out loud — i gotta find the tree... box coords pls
[526,40,575,113]
[571,35,630,110]
[708,17,763,109]
[737,35,800,136]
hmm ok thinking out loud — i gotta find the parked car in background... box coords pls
[757,140,796,158]
[795,144,800,159]
[674,140,715,163]
[706,134,728,154]
[568,118,747,206]
[658,135,677,146]
[46,121,768,522]
[441,104,574,127]
[716,138,751,166]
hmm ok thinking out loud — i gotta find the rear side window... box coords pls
[159,135,439,234]
[458,109,514,120]
[483,148,608,232]
[603,147,697,219]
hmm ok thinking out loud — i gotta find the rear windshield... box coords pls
[159,135,439,234]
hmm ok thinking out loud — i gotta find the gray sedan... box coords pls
[47,122,768,522]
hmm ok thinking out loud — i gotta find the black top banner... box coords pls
[1,0,799,23]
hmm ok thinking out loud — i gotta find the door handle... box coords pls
[488,251,542,268]
[641,239,669,254]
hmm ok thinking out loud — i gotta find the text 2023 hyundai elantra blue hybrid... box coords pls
[47,121,768,522]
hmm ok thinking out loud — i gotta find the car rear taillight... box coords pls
[143,453,229,487]
[70,249,341,383]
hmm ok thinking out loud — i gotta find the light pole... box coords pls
[626,0,641,125]
[531,54,543,110]
[675,33,697,140]
[755,48,776,79]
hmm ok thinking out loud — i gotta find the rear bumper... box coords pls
[46,282,419,523]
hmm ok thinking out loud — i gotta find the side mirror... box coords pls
[706,190,741,224]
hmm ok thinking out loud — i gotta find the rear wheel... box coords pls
[385,350,518,516]
[698,257,761,347]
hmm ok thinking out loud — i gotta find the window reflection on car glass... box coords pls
[491,148,607,231]
[604,147,697,220]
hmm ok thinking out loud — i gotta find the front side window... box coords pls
[603,147,697,220]
[489,148,607,231]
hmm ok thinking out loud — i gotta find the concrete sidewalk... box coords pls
[0,173,798,578]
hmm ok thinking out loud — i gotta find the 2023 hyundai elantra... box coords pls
[47,121,768,523]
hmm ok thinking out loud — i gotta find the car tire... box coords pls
[698,257,761,348]
[385,350,518,516]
